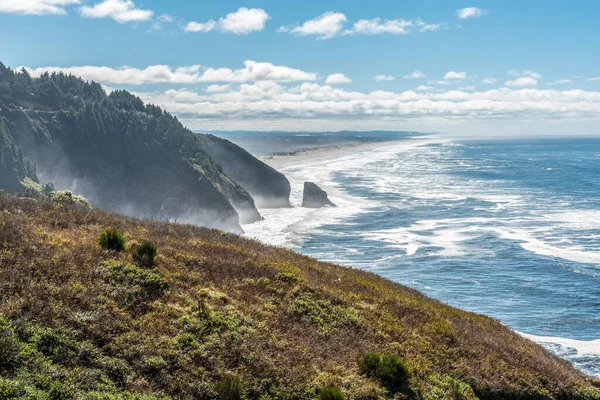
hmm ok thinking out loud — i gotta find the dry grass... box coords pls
[0,191,599,400]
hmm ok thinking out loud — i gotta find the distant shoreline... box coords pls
[262,139,408,169]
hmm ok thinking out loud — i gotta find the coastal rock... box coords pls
[197,134,292,208]
[302,182,336,208]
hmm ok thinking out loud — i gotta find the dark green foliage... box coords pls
[319,386,346,400]
[41,182,55,195]
[276,271,298,284]
[100,261,169,306]
[98,229,126,251]
[132,240,157,268]
[0,119,37,192]
[216,374,243,400]
[358,353,410,393]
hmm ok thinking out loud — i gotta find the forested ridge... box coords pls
[0,63,265,231]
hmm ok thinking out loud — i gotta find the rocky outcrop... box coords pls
[197,134,292,208]
[302,182,336,208]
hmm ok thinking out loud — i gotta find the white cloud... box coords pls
[280,13,440,39]
[0,0,80,15]
[415,85,433,91]
[80,0,153,23]
[350,18,413,35]
[415,17,441,32]
[185,7,269,34]
[548,79,572,85]
[456,7,486,20]
[151,13,174,31]
[184,20,216,32]
[403,70,426,79]
[206,84,231,93]
[482,78,497,84]
[219,7,270,34]
[458,86,476,91]
[587,77,600,82]
[444,71,467,79]
[325,73,352,84]
[374,75,395,82]
[436,80,451,85]
[509,69,542,79]
[157,14,172,23]
[279,12,347,40]
[505,77,538,87]
[23,60,318,84]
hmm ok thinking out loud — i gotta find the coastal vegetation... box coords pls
[0,190,598,399]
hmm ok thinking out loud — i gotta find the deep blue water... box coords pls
[262,138,600,376]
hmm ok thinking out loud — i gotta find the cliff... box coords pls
[197,133,292,208]
[0,64,261,232]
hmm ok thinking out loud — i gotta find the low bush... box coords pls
[99,261,169,306]
[216,374,243,400]
[276,272,298,284]
[132,240,158,268]
[358,353,410,393]
[98,229,126,251]
[319,386,346,400]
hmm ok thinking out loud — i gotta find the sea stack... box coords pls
[302,182,336,208]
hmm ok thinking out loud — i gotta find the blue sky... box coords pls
[1,0,600,134]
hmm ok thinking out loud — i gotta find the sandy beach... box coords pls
[261,139,408,169]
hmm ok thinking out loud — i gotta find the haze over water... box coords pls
[244,137,600,377]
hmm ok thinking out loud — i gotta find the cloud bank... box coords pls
[23,61,318,84]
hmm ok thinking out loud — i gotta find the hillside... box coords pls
[0,191,598,400]
[0,64,268,232]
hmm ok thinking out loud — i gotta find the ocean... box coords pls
[242,136,600,377]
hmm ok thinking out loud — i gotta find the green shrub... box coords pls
[421,375,478,400]
[98,229,126,251]
[131,240,157,268]
[0,322,19,372]
[358,353,410,393]
[276,272,298,284]
[319,386,346,400]
[216,374,243,400]
[100,261,169,306]
[50,190,92,209]
[31,326,75,363]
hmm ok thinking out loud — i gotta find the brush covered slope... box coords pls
[0,64,261,232]
[197,134,292,208]
[0,191,599,400]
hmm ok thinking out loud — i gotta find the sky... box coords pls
[1,0,600,135]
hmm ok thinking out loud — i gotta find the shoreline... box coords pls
[261,139,409,169]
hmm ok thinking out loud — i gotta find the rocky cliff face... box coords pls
[0,66,262,232]
[302,181,336,208]
[197,134,291,208]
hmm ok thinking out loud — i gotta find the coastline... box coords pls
[261,139,410,169]
[245,136,600,378]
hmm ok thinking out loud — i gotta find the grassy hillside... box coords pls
[0,191,599,400]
